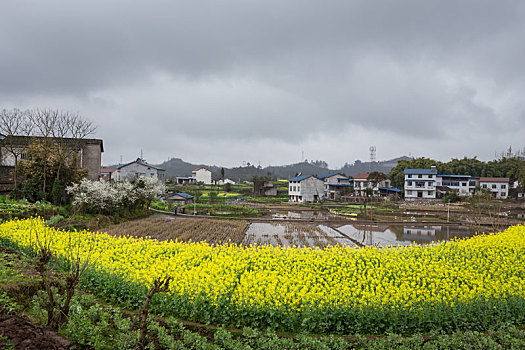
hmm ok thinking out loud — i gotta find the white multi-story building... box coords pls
[288,175,325,203]
[436,174,476,196]
[191,168,212,185]
[318,173,352,200]
[404,167,437,200]
[477,177,510,199]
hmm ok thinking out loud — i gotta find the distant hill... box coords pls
[340,156,412,176]
[152,156,412,182]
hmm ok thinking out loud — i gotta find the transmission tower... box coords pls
[369,146,376,172]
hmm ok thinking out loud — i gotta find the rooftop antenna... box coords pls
[140,149,143,161]
[302,150,304,162]
[119,155,123,164]
[369,145,376,172]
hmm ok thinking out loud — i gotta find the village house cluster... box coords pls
[288,167,518,203]
[287,172,401,203]
[404,166,511,200]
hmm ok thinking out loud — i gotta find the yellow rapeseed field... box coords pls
[1,218,524,332]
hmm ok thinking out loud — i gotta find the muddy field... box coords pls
[0,312,72,350]
[101,216,250,245]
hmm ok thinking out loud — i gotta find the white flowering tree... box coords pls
[67,177,165,214]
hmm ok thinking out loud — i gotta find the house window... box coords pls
[408,174,412,178]
[407,182,412,186]
[501,192,505,197]
[428,175,433,179]
[406,190,412,195]
[462,182,467,187]
[501,184,506,189]
[492,184,497,189]
[482,184,487,188]
[418,174,422,178]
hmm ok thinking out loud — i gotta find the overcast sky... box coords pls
[2,1,525,168]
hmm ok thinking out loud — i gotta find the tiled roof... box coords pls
[479,177,510,183]
[117,159,165,171]
[353,173,370,180]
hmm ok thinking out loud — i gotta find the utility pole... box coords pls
[447,200,450,222]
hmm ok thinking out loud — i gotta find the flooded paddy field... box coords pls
[104,215,487,249]
[243,223,357,248]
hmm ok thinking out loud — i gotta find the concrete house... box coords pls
[288,175,325,203]
[117,158,166,182]
[253,180,277,196]
[191,168,212,185]
[436,174,476,197]
[318,173,353,200]
[0,135,103,181]
[166,192,194,205]
[354,173,391,197]
[404,167,438,200]
[218,178,235,185]
[477,177,510,199]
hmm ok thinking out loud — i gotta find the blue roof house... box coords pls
[288,175,325,203]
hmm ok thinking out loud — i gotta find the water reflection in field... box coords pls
[244,223,480,248]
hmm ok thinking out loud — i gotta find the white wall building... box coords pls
[404,167,437,200]
[117,158,166,182]
[218,178,235,185]
[288,175,325,203]
[436,174,476,196]
[478,177,510,199]
[191,168,212,185]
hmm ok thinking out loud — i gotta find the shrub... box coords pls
[67,178,165,214]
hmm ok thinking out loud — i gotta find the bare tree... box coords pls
[49,110,96,182]
[0,109,33,188]
[26,109,96,198]
[1,108,97,200]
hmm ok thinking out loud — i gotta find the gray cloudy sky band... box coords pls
[1,1,524,167]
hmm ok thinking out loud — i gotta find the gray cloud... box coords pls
[1,1,525,167]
